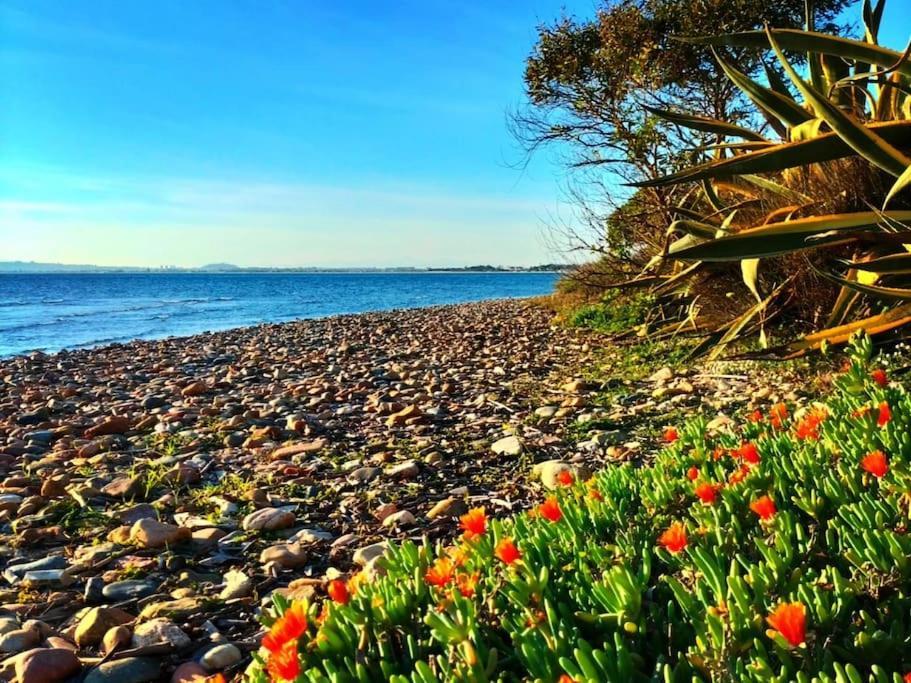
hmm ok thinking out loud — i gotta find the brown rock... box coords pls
[181,381,208,397]
[130,518,190,549]
[268,440,327,461]
[84,416,131,439]
[74,607,133,647]
[16,648,81,683]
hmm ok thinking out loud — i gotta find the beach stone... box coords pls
[268,440,327,461]
[74,607,133,647]
[102,625,131,654]
[84,657,160,683]
[201,643,242,671]
[385,460,419,479]
[102,579,158,602]
[181,381,208,397]
[172,661,208,682]
[130,518,190,548]
[131,618,190,649]
[381,510,416,527]
[4,555,67,584]
[348,466,381,484]
[491,435,523,455]
[353,541,388,567]
[16,647,81,683]
[85,416,132,438]
[260,542,308,568]
[138,598,201,620]
[0,628,39,654]
[219,569,252,600]
[535,406,558,418]
[242,507,295,532]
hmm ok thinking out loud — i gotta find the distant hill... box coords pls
[0,260,572,274]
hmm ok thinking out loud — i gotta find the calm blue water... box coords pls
[0,272,558,357]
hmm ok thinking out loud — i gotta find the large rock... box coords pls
[16,648,81,683]
[268,440,327,461]
[201,643,242,671]
[74,607,133,647]
[84,657,160,683]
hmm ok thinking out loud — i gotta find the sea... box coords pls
[0,271,559,357]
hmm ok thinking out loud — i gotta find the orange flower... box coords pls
[459,507,487,539]
[664,426,679,443]
[871,368,888,387]
[262,601,308,653]
[495,538,521,564]
[687,466,699,481]
[558,676,578,683]
[447,545,469,567]
[770,402,789,429]
[748,409,763,423]
[694,482,720,505]
[750,495,777,521]
[852,405,871,419]
[712,446,726,461]
[658,521,688,553]
[455,572,479,597]
[538,495,562,522]
[795,408,826,441]
[557,469,575,486]
[729,465,750,485]
[425,557,455,587]
[903,674,911,683]
[738,442,760,465]
[327,579,350,605]
[878,401,892,427]
[861,450,888,478]
[266,640,301,682]
[767,601,806,647]
[588,487,604,502]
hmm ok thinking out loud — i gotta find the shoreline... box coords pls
[2,295,553,361]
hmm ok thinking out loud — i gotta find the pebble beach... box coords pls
[0,298,806,682]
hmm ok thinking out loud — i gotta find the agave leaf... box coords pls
[742,258,762,303]
[786,302,911,353]
[707,283,785,360]
[815,266,911,300]
[766,28,911,178]
[714,50,813,130]
[632,120,911,188]
[844,252,911,273]
[644,106,767,141]
[668,219,719,240]
[669,211,911,261]
[682,30,910,78]
[824,281,861,328]
[702,179,725,211]
[884,163,911,208]
[652,262,706,296]
[739,174,812,203]
[698,141,775,152]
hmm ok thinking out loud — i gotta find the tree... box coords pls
[512,0,852,269]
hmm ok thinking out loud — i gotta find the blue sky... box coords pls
[1,1,907,268]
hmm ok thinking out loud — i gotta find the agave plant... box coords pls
[638,0,911,358]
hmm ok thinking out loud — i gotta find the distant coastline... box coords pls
[0,260,572,274]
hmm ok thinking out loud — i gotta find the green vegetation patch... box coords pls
[245,335,911,682]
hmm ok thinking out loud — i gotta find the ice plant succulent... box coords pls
[738,442,760,465]
[871,368,888,387]
[459,507,487,540]
[861,450,889,478]
[556,469,575,486]
[664,426,679,443]
[262,601,308,654]
[767,602,807,647]
[658,521,688,553]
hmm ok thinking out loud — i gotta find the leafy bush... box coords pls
[247,335,911,682]
[567,290,656,334]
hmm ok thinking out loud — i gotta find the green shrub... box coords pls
[567,290,655,334]
[248,335,911,682]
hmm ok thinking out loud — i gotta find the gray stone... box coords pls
[83,657,160,683]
